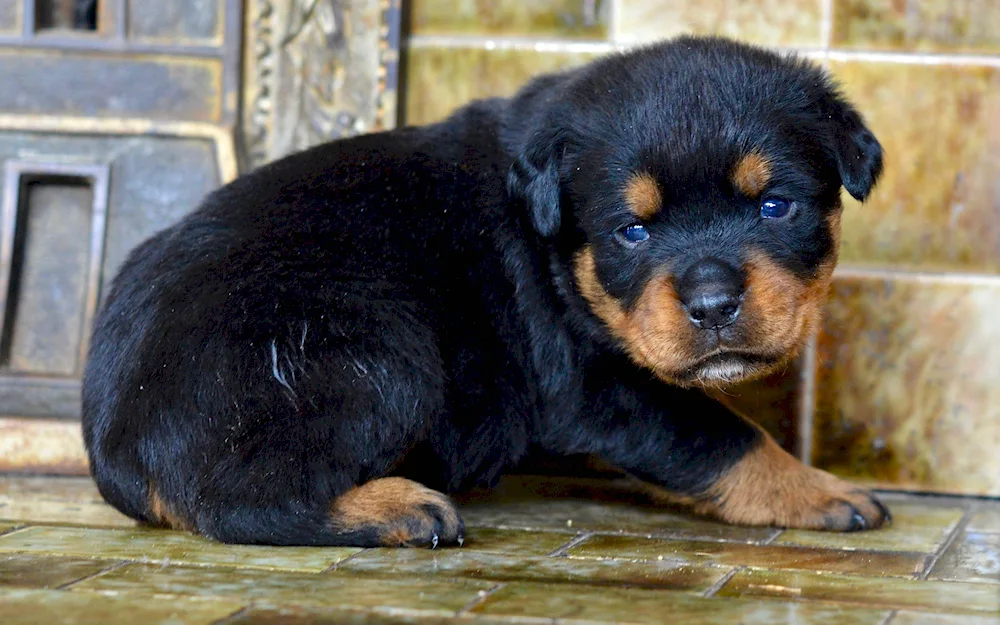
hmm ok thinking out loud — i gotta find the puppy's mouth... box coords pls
[675,350,783,386]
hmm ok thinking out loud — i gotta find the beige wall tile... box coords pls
[832,0,1000,52]
[616,0,824,47]
[811,275,1000,496]
[404,46,598,125]
[408,0,608,39]
[833,61,1000,271]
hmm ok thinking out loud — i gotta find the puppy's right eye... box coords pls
[615,223,649,246]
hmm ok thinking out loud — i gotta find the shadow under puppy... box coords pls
[83,36,887,547]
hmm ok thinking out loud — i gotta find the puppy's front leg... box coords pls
[552,381,890,531]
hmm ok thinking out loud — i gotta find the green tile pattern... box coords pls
[73,563,492,614]
[459,477,777,543]
[0,555,115,589]
[457,527,577,555]
[0,526,361,572]
[473,582,891,623]
[928,530,1000,584]
[718,568,1000,614]
[0,587,244,625]
[0,475,995,623]
[340,548,731,591]
[568,535,925,577]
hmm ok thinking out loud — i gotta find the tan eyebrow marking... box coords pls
[731,151,772,197]
[623,172,663,219]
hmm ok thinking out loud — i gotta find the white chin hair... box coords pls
[696,360,748,383]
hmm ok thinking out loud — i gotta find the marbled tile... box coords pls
[0,477,104,503]
[968,506,1000,533]
[892,612,1000,625]
[811,276,1000,496]
[229,605,515,624]
[774,502,965,552]
[0,587,243,625]
[0,526,360,572]
[568,535,925,577]
[831,61,1000,272]
[459,476,777,543]
[928,530,1000,584]
[339,548,730,591]
[0,497,136,528]
[831,0,1000,52]
[459,527,576,555]
[408,0,608,39]
[718,568,1000,614]
[615,0,823,47]
[74,563,492,614]
[404,47,597,125]
[0,554,116,589]
[473,581,890,623]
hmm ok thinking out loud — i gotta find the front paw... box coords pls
[698,434,891,532]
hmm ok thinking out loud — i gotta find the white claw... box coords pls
[457,536,465,547]
[431,533,439,549]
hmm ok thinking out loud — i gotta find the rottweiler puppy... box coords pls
[83,36,887,547]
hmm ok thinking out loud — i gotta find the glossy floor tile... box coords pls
[0,474,997,623]
[812,275,1000,497]
[567,535,926,577]
[927,530,1000,584]
[472,582,891,623]
[0,525,361,572]
[0,587,244,625]
[719,568,1000,614]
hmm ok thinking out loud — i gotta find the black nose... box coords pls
[677,258,744,330]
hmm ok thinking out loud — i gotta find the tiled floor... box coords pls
[0,475,997,624]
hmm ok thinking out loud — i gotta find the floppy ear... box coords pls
[827,101,883,202]
[503,73,575,238]
[507,133,564,237]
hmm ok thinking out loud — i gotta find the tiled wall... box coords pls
[400,1,1000,497]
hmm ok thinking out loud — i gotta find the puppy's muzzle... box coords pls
[676,258,744,330]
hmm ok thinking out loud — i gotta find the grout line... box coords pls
[833,265,1000,286]
[820,0,833,51]
[918,508,970,581]
[56,559,129,590]
[211,606,251,625]
[607,0,621,46]
[545,531,593,557]
[702,566,742,598]
[796,334,818,466]
[407,34,618,54]
[457,582,505,615]
[0,523,27,538]
[825,48,1000,66]
[405,34,1000,67]
[759,528,784,546]
[324,547,370,572]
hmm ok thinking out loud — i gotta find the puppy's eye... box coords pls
[616,223,649,246]
[760,198,793,219]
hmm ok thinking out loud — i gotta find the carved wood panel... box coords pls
[241,0,401,167]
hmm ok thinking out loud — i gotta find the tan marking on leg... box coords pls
[623,172,663,220]
[148,486,193,531]
[330,477,463,547]
[695,428,890,531]
[731,151,772,197]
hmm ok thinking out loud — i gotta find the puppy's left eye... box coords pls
[760,198,793,219]
[616,223,649,246]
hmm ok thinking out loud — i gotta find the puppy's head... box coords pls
[505,37,883,387]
